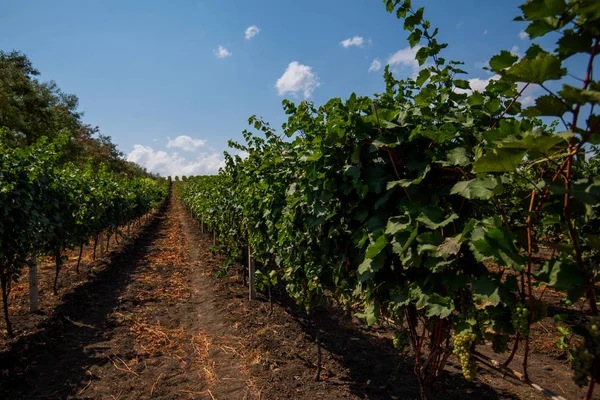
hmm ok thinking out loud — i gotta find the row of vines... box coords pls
[179,1,599,399]
[0,131,170,338]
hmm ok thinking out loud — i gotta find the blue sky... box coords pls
[1,0,549,176]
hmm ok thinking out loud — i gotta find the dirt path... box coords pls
[0,194,256,400]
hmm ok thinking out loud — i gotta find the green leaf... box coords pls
[416,206,458,230]
[351,148,361,164]
[489,51,519,72]
[425,293,454,318]
[525,19,556,39]
[473,149,527,173]
[505,51,566,84]
[416,68,431,86]
[535,259,587,303]
[386,215,412,235]
[416,46,429,66]
[522,95,567,117]
[436,236,461,257]
[556,30,593,59]
[520,0,567,19]
[305,149,323,161]
[365,234,389,259]
[470,226,526,271]
[443,147,471,166]
[559,85,600,105]
[408,29,422,47]
[450,177,503,200]
[454,79,471,90]
[467,92,485,107]
[497,131,571,153]
[472,275,502,309]
[356,303,378,326]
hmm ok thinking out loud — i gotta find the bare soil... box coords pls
[0,190,590,399]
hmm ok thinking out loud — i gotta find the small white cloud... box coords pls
[483,29,488,35]
[519,30,529,40]
[369,58,382,72]
[510,45,521,56]
[456,21,464,28]
[275,61,320,99]
[387,45,422,78]
[126,145,224,177]
[214,45,232,58]
[166,135,206,151]
[340,36,365,48]
[245,25,260,40]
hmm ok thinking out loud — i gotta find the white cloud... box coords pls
[455,74,501,95]
[454,75,538,106]
[456,21,464,28]
[213,45,231,58]
[340,36,365,48]
[483,29,488,35]
[519,30,529,40]
[520,95,535,106]
[245,25,260,40]
[518,82,537,106]
[275,61,320,98]
[387,45,422,78]
[127,145,224,177]
[369,58,382,72]
[166,135,206,151]
[510,45,521,56]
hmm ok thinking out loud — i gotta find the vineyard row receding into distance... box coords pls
[177,0,600,399]
[0,135,170,337]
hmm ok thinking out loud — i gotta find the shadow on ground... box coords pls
[0,201,168,399]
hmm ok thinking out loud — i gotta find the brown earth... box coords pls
[0,189,590,399]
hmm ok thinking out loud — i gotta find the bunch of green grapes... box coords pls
[392,328,410,351]
[572,317,600,387]
[572,346,595,387]
[491,334,509,354]
[453,330,477,382]
[512,303,530,336]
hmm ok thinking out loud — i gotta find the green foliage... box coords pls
[0,136,169,336]
[180,0,600,398]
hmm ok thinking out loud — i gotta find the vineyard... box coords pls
[1,0,600,399]
[0,134,170,337]
[177,0,600,399]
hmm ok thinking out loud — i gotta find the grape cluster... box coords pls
[491,334,509,354]
[572,346,595,387]
[392,328,410,351]
[572,317,600,387]
[453,330,477,382]
[511,303,530,336]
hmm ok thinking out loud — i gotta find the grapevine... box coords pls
[178,0,600,398]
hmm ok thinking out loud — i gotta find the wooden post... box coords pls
[29,255,38,313]
[248,244,256,300]
[99,232,104,255]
